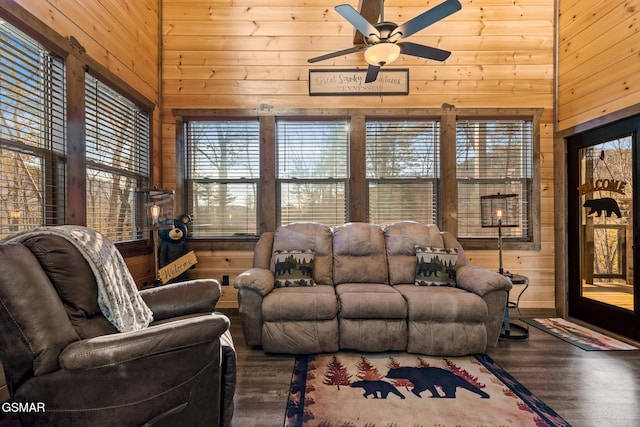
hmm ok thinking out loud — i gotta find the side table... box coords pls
[500,272,529,340]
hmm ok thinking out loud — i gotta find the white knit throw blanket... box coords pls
[7,225,153,332]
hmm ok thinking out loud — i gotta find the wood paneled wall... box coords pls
[162,0,556,309]
[16,0,159,103]
[554,0,640,314]
[12,0,162,181]
[2,0,558,309]
[557,0,640,132]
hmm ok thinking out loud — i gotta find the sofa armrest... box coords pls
[455,265,512,296]
[59,314,230,371]
[140,279,221,321]
[233,268,275,296]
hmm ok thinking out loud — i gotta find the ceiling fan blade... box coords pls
[335,4,380,39]
[307,45,368,63]
[365,64,380,83]
[399,42,451,61]
[392,0,462,40]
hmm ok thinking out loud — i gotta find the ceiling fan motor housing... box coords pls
[366,22,401,45]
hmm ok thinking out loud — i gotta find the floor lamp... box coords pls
[480,193,518,275]
[481,192,528,340]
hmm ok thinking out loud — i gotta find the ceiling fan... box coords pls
[308,0,462,83]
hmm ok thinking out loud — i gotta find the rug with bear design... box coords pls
[284,352,570,427]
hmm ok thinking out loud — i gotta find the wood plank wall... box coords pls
[1,0,557,310]
[13,0,162,180]
[162,0,556,309]
[17,0,159,102]
[557,0,640,132]
[554,0,640,313]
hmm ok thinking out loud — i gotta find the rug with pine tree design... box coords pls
[285,352,570,427]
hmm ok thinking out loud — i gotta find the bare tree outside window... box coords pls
[584,138,633,278]
[187,120,260,237]
[0,21,65,238]
[85,75,150,243]
[456,120,533,240]
[366,120,439,224]
[277,120,349,226]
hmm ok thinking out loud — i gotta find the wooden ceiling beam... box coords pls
[353,0,380,45]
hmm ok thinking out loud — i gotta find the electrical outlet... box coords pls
[222,275,230,286]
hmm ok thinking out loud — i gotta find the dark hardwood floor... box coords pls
[222,308,640,427]
[2,308,638,426]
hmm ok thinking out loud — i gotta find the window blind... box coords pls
[456,119,532,239]
[186,120,260,237]
[277,119,349,226]
[0,20,66,238]
[85,74,150,242]
[366,120,439,224]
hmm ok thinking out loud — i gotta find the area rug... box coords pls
[523,317,638,351]
[284,352,570,427]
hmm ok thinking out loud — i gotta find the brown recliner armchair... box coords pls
[0,228,235,427]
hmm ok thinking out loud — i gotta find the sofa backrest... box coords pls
[0,243,79,385]
[384,221,469,285]
[333,222,388,285]
[270,222,334,285]
[22,235,118,339]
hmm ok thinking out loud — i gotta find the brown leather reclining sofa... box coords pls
[234,221,512,355]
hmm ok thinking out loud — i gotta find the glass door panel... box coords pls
[578,137,634,311]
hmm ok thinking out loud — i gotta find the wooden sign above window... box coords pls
[308,69,409,96]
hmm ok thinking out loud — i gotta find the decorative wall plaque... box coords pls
[308,69,409,96]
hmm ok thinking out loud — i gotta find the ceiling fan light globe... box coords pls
[364,42,401,66]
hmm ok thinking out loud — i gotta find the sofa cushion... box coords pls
[394,285,488,322]
[262,286,337,322]
[271,222,333,285]
[415,246,458,286]
[333,223,388,285]
[273,250,315,288]
[336,284,407,319]
[22,235,118,338]
[262,319,339,354]
[339,318,407,352]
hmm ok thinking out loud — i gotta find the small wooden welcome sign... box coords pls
[309,68,409,96]
[158,250,198,284]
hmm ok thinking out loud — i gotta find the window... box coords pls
[176,109,540,250]
[0,20,66,238]
[85,74,150,242]
[277,119,349,226]
[366,120,440,224]
[185,120,260,237]
[456,119,533,240]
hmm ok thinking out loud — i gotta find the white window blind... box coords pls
[456,119,532,239]
[186,120,260,237]
[85,74,150,242]
[277,119,349,226]
[0,20,66,238]
[366,120,440,224]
